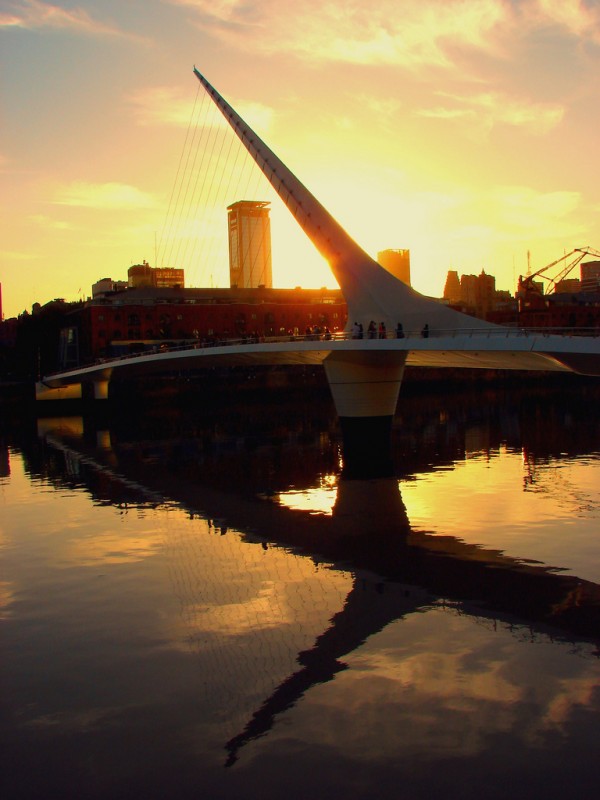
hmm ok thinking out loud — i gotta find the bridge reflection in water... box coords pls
[29,385,600,771]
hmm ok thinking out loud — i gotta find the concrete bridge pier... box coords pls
[324,351,407,478]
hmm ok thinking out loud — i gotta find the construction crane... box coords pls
[517,247,600,298]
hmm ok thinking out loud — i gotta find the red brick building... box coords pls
[60,286,347,366]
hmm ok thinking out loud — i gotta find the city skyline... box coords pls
[2,1,600,320]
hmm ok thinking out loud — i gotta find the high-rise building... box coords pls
[581,261,600,293]
[228,201,272,289]
[377,249,411,286]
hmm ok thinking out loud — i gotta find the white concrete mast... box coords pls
[192,67,494,335]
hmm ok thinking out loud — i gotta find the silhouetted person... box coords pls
[421,324,429,338]
[378,322,386,339]
[396,322,404,338]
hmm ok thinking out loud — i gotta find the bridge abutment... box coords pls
[324,351,406,477]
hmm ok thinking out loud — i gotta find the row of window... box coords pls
[96,311,340,324]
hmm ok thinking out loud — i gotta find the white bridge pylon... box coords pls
[192,67,500,337]
[39,69,600,417]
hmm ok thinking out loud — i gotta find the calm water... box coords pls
[1,380,600,799]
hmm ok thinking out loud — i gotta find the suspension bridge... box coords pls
[38,68,600,453]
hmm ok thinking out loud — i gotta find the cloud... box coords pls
[169,0,510,68]
[418,90,565,134]
[129,87,201,127]
[129,85,276,132]
[529,0,600,45]
[1,251,43,261]
[29,214,78,231]
[0,0,147,41]
[491,185,582,230]
[53,182,160,210]
[170,0,600,70]
[443,184,586,244]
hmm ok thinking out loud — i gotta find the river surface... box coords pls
[1,378,600,799]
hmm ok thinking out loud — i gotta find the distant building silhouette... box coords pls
[444,269,496,318]
[228,201,273,289]
[554,278,581,294]
[377,249,411,286]
[128,261,185,289]
[581,261,600,294]
[443,270,461,304]
[92,278,128,298]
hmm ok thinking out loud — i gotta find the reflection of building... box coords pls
[128,261,185,289]
[228,201,272,289]
[377,249,411,286]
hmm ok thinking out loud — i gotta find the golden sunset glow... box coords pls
[2,1,600,317]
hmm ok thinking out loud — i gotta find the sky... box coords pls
[2,0,600,319]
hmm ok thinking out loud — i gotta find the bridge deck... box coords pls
[42,327,600,388]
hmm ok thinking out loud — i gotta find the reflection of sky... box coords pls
[401,448,600,583]
[3,445,600,796]
[273,473,338,515]
[263,608,600,767]
[274,447,600,583]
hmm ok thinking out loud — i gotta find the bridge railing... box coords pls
[49,325,599,376]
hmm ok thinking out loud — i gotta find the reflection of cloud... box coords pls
[192,582,295,636]
[53,182,159,210]
[286,607,600,761]
[541,676,599,728]
[0,0,147,41]
[65,529,165,565]
[23,707,122,732]
[0,581,15,618]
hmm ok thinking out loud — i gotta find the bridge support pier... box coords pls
[324,351,406,478]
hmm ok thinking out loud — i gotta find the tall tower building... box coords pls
[377,249,411,286]
[228,201,273,288]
